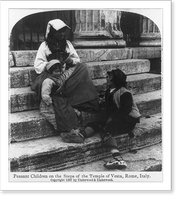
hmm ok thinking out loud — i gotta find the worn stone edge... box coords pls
[10,115,162,172]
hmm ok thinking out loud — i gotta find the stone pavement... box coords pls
[60,143,162,172]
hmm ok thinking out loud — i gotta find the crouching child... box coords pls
[85,69,141,170]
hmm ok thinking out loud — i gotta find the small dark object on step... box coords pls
[129,149,138,154]
[145,115,151,118]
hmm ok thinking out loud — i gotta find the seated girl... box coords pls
[31,19,100,143]
[39,59,85,143]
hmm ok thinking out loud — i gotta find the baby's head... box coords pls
[46,59,63,76]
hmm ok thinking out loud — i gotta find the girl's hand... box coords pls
[66,58,73,65]
[42,95,52,106]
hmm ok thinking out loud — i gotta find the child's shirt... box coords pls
[41,67,75,105]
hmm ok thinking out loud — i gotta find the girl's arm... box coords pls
[57,40,80,85]
[34,42,49,74]
[65,40,80,65]
[57,67,75,86]
[41,78,55,105]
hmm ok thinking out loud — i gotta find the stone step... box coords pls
[10,90,161,143]
[94,73,161,96]
[72,39,126,48]
[10,110,54,143]
[86,59,150,79]
[9,47,161,67]
[60,143,162,172]
[9,113,162,172]
[10,87,38,113]
[10,73,161,113]
[10,59,150,88]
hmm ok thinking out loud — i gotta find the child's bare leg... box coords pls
[101,131,127,170]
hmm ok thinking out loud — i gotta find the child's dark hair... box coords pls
[107,69,127,88]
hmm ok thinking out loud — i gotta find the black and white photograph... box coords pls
[0,0,172,192]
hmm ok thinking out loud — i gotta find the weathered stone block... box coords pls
[135,90,161,117]
[10,111,55,143]
[93,73,161,95]
[127,73,161,95]
[139,33,161,47]
[12,51,37,67]
[72,39,126,48]
[10,87,39,112]
[10,67,31,88]
[139,39,161,47]
[77,48,132,62]
[87,59,150,79]
[132,47,161,59]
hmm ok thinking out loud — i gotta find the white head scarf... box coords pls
[45,19,71,38]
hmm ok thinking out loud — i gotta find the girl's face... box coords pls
[52,67,61,77]
[53,28,66,41]
[106,74,115,88]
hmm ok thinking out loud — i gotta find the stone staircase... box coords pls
[9,46,162,172]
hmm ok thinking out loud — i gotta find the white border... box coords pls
[0,1,171,191]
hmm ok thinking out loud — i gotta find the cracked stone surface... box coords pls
[60,143,162,172]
